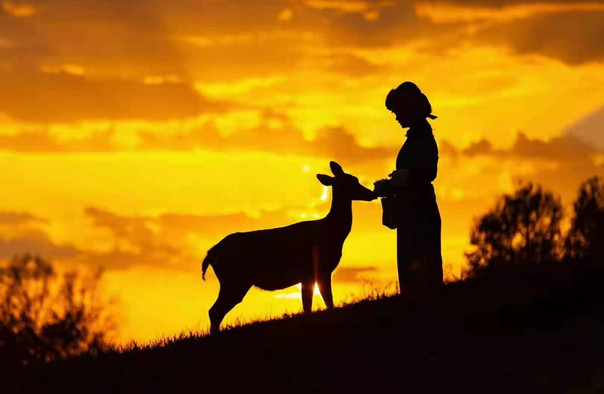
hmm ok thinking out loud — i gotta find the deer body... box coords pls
[202,161,375,333]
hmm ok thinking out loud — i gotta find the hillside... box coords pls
[7,260,604,393]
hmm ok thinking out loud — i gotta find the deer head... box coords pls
[316,161,376,202]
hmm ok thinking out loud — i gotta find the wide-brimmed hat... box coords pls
[385,81,437,120]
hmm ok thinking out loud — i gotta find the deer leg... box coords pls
[301,281,314,314]
[209,282,250,334]
[317,275,334,309]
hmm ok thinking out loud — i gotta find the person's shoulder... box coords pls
[418,133,438,154]
[417,132,437,144]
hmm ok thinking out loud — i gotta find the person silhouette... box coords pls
[374,81,443,298]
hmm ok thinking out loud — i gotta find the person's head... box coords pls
[385,81,436,128]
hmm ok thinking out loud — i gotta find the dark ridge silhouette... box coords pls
[7,256,604,393]
[5,175,600,393]
[202,161,376,333]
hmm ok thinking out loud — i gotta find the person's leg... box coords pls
[420,200,443,294]
[429,201,444,289]
[396,228,407,294]
[397,226,418,296]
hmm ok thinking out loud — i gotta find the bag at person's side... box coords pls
[381,196,400,229]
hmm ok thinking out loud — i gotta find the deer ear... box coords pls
[330,161,344,176]
[316,174,334,186]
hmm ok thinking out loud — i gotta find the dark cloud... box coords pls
[0,0,316,82]
[78,248,178,271]
[177,33,311,81]
[0,109,396,162]
[0,211,45,225]
[81,205,303,270]
[438,139,459,158]
[296,1,604,65]
[0,128,116,152]
[413,1,604,64]
[0,70,228,122]
[323,52,384,76]
[0,0,185,76]
[479,11,604,65]
[320,3,449,48]
[0,230,80,260]
[0,231,180,271]
[511,132,598,160]
[564,104,604,150]
[138,111,397,163]
[514,155,604,203]
[157,0,291,34]
[0,212,83,265]
[0,113,394,167]
[1,1,36,18]
[0,211,74,262]
[80,198,383,271]
[85,205,308,243]
[449,130,604,202]
[178,1,604,66]
[508,132,603,202]
[459,132,599,160]
[420,0,603,8]
[1,0,602,84]
[462,138,495,157]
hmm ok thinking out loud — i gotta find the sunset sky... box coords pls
[1,0,604,343]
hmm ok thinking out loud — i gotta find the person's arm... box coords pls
[384,139,438,192]
[374,138,438,196]
[373,170,410,197]
[373,178,394,197]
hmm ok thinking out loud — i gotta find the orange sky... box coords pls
[1,0,604,343]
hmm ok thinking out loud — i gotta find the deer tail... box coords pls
[201,254,211,281]
[201,246,217,281]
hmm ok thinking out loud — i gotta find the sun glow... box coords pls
[320,186,330,202]
[274,283,322,301]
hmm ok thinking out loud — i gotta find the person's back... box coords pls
[396,121,438,188]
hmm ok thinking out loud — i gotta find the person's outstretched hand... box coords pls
[373,179,390,197]
[389,169,410,188]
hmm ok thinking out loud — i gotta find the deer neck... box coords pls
[325,190,352,237]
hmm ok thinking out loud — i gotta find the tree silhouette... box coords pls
[466,183,563,275]
[0,254,114,365]
[565,176,604,261]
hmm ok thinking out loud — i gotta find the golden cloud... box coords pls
[0,211,44,225]
[564,104,604,150]
[459,132,599,161]
[415,2,604,23]
[2,1,35,17]
[0,231,79,260]
[0,109,396,164]
[305,0,395,20]
[0,71,233,122]
[306,0,394,13]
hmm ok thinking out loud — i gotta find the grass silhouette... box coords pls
[6,258,604,393]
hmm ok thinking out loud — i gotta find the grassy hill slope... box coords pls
[7,260,604,393]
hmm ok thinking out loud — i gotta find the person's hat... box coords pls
[385,81,437,120]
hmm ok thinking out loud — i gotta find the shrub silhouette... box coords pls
[0,254,113,365]
[466,183,563,276]
[565,176,604,261]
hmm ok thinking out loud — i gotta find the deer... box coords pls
[201,161,376,333]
